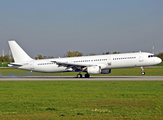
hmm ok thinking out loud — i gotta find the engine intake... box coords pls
[87,66,101,74]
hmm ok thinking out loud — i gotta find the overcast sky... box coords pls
[0,0,163,58]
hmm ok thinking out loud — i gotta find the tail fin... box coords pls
[8,41,33,62]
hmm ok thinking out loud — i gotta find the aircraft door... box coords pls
[139,53,144,62]
[107,57,111,65]
[68,59,73,63]
[30,61,34,71]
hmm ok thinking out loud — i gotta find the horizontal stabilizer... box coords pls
[8,63,23,67]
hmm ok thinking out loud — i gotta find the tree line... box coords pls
[0,54,13,62]
[0,51,163,62]
[35,55,54,60]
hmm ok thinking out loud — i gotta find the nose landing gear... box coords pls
[141,67,145,75]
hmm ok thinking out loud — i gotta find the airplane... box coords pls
[8,41,162,78]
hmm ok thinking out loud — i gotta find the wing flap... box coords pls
[51,61,95,71]
[52,61,85,67]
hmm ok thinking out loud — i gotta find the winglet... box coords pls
[8,41,33,62]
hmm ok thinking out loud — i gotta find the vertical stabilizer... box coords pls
[8,41,33,62]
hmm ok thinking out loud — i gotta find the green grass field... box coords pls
[0,67,163,119]
[0,81,163,119]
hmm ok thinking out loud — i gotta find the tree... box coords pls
[35,54,44,60]
[156,52,163,61]
[0,56,5,62]
[4,55,10,62]
[35,55,54,59]
[113,51,120,54]
[64,51,83,57]
[102,51,110,55]
[0,54,13,62]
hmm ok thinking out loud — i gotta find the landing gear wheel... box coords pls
[85,74,90,78]
[141,67,145,75]
[77,74,82,78]
[142,72,145,75]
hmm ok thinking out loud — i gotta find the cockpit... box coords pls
[148,55,155,58]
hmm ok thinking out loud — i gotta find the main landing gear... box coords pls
[76,72,90,78]
[141,67,145,75]
[84,73,90,78]
[77,74,82,78]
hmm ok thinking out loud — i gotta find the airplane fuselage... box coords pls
[9,52,161,73]
[8,41,162,78]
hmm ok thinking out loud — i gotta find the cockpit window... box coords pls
[148,55,155,58]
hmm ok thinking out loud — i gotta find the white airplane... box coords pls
[8,41,162,78]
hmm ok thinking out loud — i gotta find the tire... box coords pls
[77,74,82,78]
[142,72,145,75]
[85,74,90,78]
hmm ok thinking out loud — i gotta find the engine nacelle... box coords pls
[101,69,111,74]
[87,66,101,74]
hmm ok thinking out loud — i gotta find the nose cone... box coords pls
[156,57,162,64]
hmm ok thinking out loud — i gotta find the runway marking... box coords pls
[0,76,163,81]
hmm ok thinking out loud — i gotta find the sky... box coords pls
[0,0,163,58]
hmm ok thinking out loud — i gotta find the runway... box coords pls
[0,76,163,81]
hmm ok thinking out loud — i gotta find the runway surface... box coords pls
[0,76,163,81]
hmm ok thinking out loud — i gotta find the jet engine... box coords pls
[87,66,101,74]
[101,69,111,74]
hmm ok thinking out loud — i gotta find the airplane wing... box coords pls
[51,61,95,71]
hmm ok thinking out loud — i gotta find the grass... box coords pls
[0,62,10,67]
[0,81,163,119]
[0,67,163,76]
